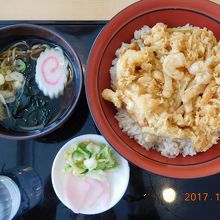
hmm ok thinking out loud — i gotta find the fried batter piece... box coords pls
[102,23,220,153]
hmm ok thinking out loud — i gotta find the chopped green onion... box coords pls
[63,141,118,178]
[64,164,72,172]
[77,147,91,159]
[72,151,84,162]
[15,59,26,73]
[83,157,97,170]
[96,161,106,170]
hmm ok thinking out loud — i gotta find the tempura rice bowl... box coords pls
[86,0,220,178]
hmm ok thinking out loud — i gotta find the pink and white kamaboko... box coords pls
[35,47,69,99]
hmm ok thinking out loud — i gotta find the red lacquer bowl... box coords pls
[86,0,220,178]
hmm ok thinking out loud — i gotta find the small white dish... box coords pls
[51,134,130,215]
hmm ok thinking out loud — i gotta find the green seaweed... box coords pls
[1,59,55,130]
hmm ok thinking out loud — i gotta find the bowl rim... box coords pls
[51,134,130,214]
[0,23,83,140]
[86,0,220,178]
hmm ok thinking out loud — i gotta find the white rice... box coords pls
[115,109,196,158]
[110,26,197,158]
[134,25,151,39]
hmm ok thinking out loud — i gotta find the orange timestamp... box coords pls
[184,192,220,202]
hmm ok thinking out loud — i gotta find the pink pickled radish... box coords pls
[82,177,110,209]
[63,175,90,213]
[63,174,110,213]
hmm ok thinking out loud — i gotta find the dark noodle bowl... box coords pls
[0,24,82,140]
